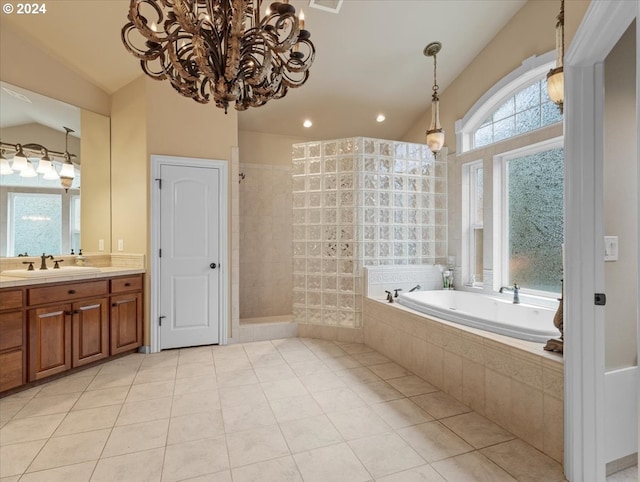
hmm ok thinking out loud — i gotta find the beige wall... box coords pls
[0,21,109,116]
[239,130,309,166]
[111,77,239,345]
[402,0,590,153]
[80,110,112,254]
[604,23,638,370]
[110,77,148,256]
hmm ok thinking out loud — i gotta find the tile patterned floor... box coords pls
[0,338,570,481]
[607,465,638,482]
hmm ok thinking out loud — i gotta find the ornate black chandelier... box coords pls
[121,0,315,113]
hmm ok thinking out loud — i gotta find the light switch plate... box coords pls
[604,236,618,261]
[118,239,124,252]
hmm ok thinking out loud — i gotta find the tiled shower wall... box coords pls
[292,138,448,329]
[239,163,292,319]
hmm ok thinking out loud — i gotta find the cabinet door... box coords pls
[110,292,142,355]
[72,298,109,367]
[29,304,71,381]
[0,310,26,391]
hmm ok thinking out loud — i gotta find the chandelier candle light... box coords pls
[121,0,315,113]
[546,0,564,113]
[424,41,445,154]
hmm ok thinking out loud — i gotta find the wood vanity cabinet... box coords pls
[0,289,26,391]
[28,280,109,381]
[110,275,143,355]
[0,273,143,392]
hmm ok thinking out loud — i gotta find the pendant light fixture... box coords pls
[546,0,564,113]
[424,41,445,154]
[59,127,76,191]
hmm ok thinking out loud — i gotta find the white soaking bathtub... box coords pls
[397,290,561,343]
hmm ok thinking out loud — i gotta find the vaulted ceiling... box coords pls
[2,0,526,140]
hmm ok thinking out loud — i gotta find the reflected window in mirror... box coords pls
[1,167,80,256]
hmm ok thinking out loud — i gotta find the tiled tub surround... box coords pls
[363,297,564,464]
[292,138,448,334]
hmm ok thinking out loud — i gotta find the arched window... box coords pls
[474,77,562,148]
[458,51,565,297]
[456,52,561,153]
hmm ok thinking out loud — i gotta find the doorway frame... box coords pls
[150,154,229,353]
[564,2,638,480]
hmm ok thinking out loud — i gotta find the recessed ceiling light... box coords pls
[303,119,313,128]
[376,114,386,123]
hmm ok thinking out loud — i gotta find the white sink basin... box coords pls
[1,266,102,278]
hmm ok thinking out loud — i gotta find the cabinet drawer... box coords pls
[0,350,24,392]
[111,275,143,294]
[0,311,23,351]
[28,280,108,306]
[0,290,23,311]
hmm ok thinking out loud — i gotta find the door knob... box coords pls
[210,263,217,269]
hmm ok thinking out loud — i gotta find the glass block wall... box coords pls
[292,137,448,329]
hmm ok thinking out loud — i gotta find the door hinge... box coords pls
[159,315,166,326]
[594,293,607,306]
[155,178,162,189]
[159,249,162,258]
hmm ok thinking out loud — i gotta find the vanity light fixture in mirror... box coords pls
[0,125,78,191]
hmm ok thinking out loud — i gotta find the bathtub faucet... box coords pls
[385,291,394,303]
[409,285,421,292]
[499,284,520,304]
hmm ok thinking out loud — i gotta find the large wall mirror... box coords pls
[0,82,111,257]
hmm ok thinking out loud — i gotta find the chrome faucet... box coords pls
[40,253,54,270]
[499,283,520,304]
[385,290,394,303]
[409,285,421,292]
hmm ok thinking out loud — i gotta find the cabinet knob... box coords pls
[124,282,131,287]
[112,303,117,307]
[68,289,76,294]
[65,311,73,316]
[73,310,81,314]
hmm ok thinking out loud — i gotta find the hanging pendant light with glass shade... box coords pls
[424,42,445,154]
[59,127,76,191]
[547,0,564,113]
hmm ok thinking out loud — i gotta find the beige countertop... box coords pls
[0,267,145,288]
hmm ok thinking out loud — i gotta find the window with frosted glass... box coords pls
[474,79,562,149]
[507,147,564,293]
[9,193,62,256]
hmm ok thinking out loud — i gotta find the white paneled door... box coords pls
[158,163,222,349]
